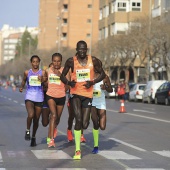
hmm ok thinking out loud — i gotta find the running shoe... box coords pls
[30,137,36,147]
[53,128,58,138]
[92,147,98,154]
[73,150,81,160]
[80,134,86,143]
[47,137,50,144]
[25,130,30,141]
[67,129,73,142]
[48,139,55,148]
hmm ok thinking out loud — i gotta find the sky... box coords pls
[0,0,39,29]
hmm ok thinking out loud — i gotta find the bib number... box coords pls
[76,69,90,82]
[29,76,41,86]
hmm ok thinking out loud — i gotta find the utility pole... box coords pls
[89,0,94,55]
[147,0,152,81]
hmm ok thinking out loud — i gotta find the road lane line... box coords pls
[133,109,156,114]
[0,152,3,162]
[107,109,170,123]
[153,150,170,158]
[13,100,18,103]
[127,168,165,170]
[109,138,146,152]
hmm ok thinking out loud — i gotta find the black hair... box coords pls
[52,53,62,61]
[30,55,41,62]
[49,63,53,67]
[76,40,87,49]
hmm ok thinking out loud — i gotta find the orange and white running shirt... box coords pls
[46,67,66,98]
[70,55,94,98]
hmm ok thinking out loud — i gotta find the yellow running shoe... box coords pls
[73,150,81,160]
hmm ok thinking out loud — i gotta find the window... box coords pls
[99,8,102,20]
[132,2,141,11]
[88,4,92,8]
[111,1,115,13]
[87,19,91,23]
[63,19,67,24]
[86,33,91,38]
[63,4,68,11]
[118,2,126,11]
[62,33,67,40]
[104,27,108,38]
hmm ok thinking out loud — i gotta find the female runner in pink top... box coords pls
[44,53,69,148]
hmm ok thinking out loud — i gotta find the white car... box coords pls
[105,83,117,98]
[142,80,166,103]
[129,84,146,102]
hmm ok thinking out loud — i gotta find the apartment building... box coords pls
[38,0,99,53]
[99,0,152,39]
[98,0,154,82]
[0,25,39,65]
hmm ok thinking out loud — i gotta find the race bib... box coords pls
[76,69,90,82]
[93,89,101,98]
[29,76,41,86]
[49,74,61,85]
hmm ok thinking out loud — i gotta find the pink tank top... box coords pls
[46,67,66,98]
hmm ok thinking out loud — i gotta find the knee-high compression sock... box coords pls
[74,130,81,151]
[93,128,99,147]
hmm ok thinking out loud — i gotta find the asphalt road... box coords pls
[0,86,170,170]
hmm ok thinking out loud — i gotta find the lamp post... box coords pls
[147,0,152,81]
[57,17,61,53]
[27,38,31,57]
[89,0,94,55]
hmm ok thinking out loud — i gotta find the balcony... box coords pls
[152,6,161,18]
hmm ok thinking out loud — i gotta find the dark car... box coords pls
[155,81,170,105]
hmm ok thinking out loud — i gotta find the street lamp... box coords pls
[147,0,152,81]
[57,16,61,53]
[89,0,94,55]
[27,38,31,57]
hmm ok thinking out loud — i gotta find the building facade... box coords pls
[0,25,38,65]
[38,0,99,53]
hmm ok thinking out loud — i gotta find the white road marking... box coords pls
[7,151,16,158]
[47,168,86,170]
[126,168,165,170]
[32,150,72,159]
[13,100,18,103]
[0,152,3,162]
[107,109,170,123]
[99,151,141,160]
[8,98,11,100]
[21,103,25,106]
[133,109,156,114]
[153,150,170,158]
[109,138,146,152]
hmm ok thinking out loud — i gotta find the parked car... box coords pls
[129,82,136,90]
[129,83,146,102]
[155,81,170,105]
[142,80,166,103]
[105,83,117,98]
